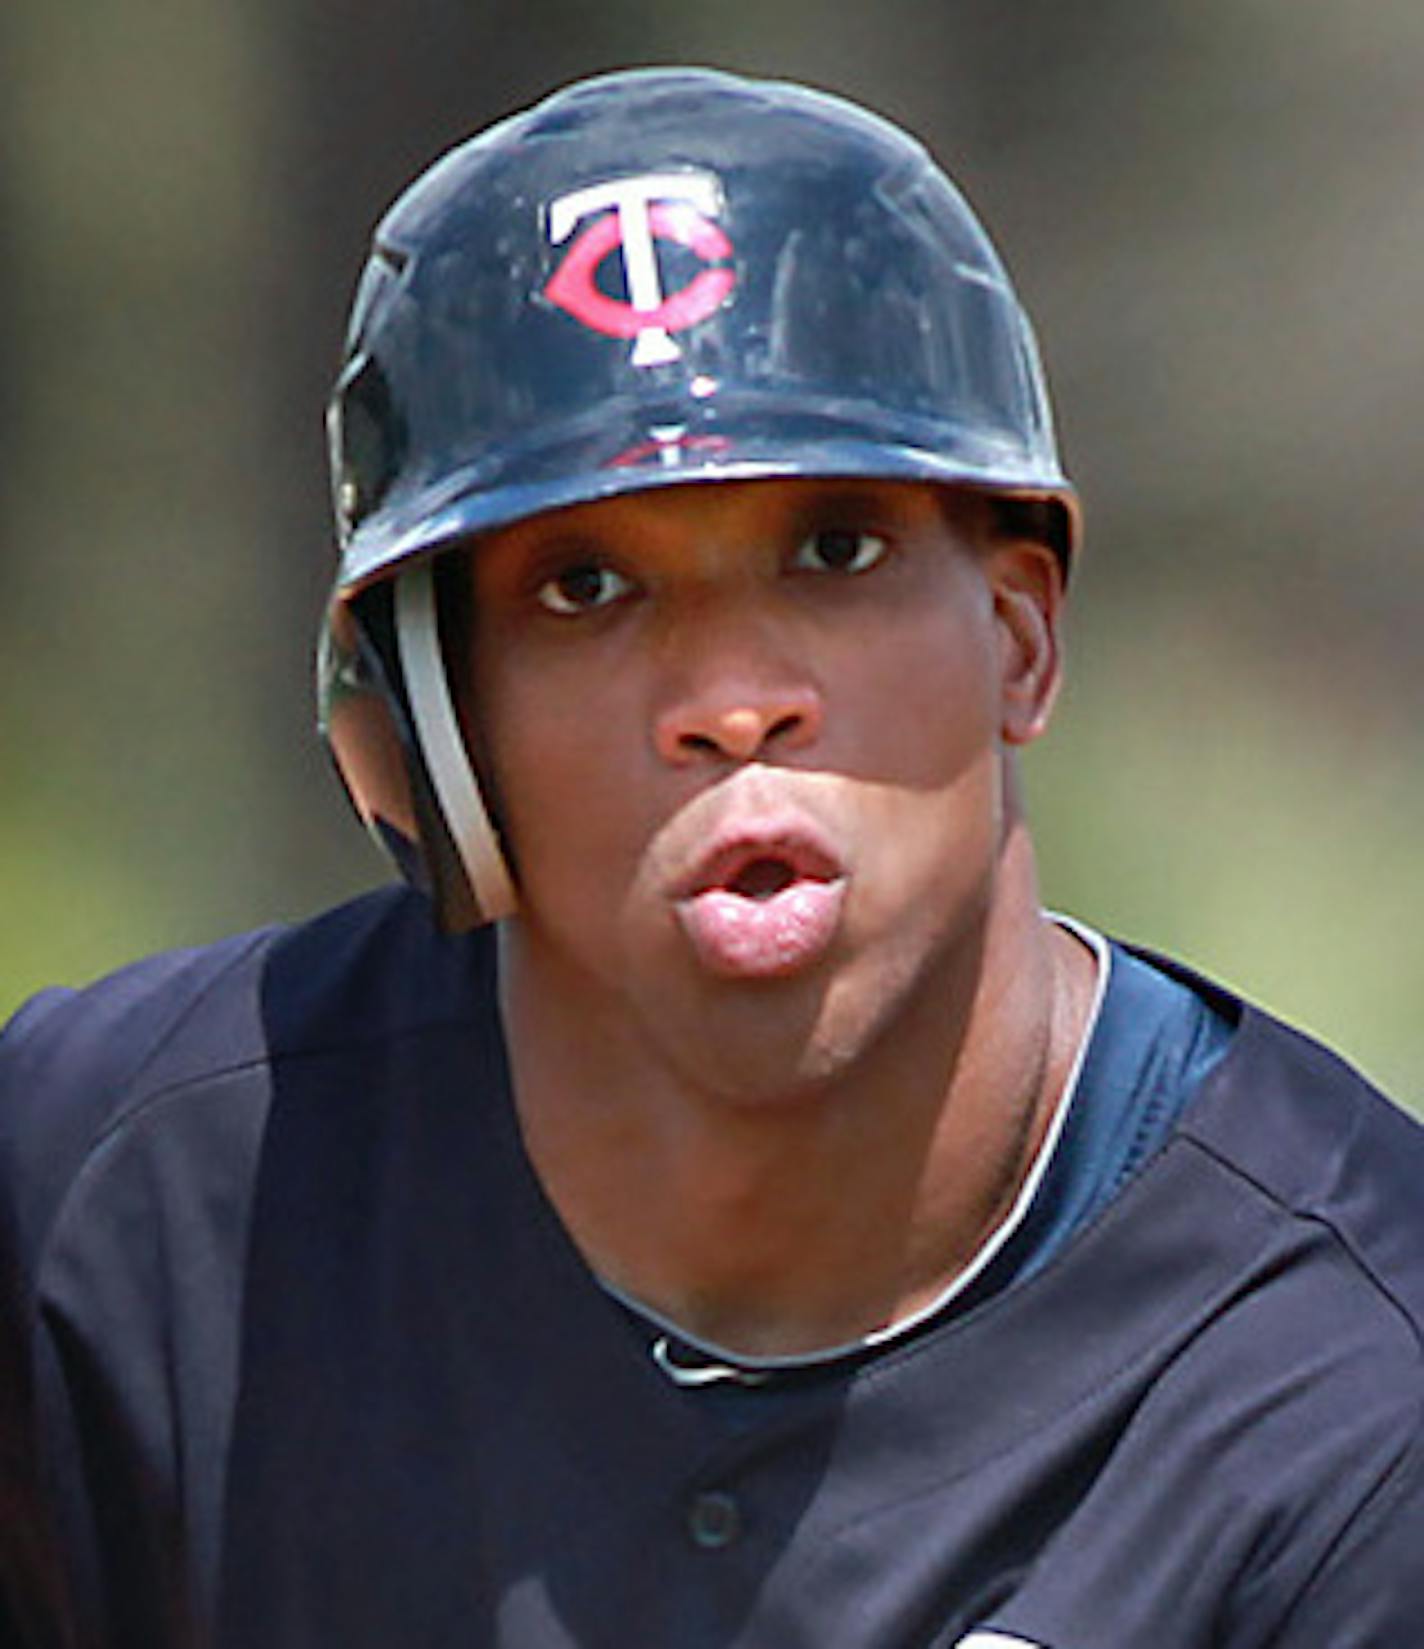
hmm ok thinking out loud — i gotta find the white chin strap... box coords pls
[395,561,518,923]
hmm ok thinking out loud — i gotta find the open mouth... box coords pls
[688,833,843,900]
[726,855,803,900]
[676,831,848,978]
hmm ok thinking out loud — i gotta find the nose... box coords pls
[653,640,824,767]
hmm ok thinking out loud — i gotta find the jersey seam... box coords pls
[8,929,276,1316]
[74,926,279,1130]
[1261,1411,1424,1645]
[29,983,481,1336]
[68,1012,481,1170]
[1174,1129,1424,1364]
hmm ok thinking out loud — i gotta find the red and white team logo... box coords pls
[543,172,736,367]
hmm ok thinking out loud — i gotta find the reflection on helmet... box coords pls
[317,66,1080,930]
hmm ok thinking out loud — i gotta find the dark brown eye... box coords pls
[535,562,633,615]
[791,528,888,575]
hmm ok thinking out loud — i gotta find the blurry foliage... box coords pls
[1,0,1420,1105]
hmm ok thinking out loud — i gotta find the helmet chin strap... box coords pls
[395,561,519,924]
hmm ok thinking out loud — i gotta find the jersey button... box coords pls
[686,1489,742,1550]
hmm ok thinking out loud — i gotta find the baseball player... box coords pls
[3,67,1423,1648]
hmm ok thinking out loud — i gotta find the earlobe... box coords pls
[991,543,1064,747]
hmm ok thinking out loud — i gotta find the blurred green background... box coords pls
[3,2,1421,1107]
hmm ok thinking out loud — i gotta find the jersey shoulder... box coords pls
[1172,972,1424,1337]
[0,886,482,1276]
[978,954,1424,1646]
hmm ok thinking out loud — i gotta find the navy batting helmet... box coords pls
[319,66,1079,930]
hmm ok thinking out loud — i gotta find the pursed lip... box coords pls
[668,811,851,980]
[672,815,848,902]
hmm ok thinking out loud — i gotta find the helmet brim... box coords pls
[335,394,1079,600]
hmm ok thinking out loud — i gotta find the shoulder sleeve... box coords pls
[0,931,275,1261]
[1263,1426,1424,1647]
[0,932,276,1645]
[0,888,462,1644]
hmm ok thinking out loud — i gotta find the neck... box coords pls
[496,827,1096,1358]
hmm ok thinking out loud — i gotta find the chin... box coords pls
[633,938,932,1108]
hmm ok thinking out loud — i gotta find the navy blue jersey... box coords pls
[2,887,1423,1647]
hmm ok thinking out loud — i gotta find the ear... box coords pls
[987,539,1065,747]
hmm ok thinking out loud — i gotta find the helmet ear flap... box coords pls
[318,568,518,931]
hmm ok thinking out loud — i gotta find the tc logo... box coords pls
[543,172,736,367]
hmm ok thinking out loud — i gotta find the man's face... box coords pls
[464,477,1061,1100]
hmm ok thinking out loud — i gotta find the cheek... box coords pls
[826,599,1003,787]
[472,651,653,918]
[828,604,1008,923]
